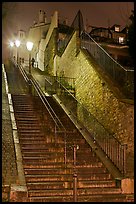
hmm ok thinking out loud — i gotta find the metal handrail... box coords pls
[45,75,127,175]
[11,58,66,133]
[11,59,70,167]
[80,31,134,99]
[31,76,66,133]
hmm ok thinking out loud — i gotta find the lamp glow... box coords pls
[26,41,33,51]
[10,41,14,47]
[15,40,21,48]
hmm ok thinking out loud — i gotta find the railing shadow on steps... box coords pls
[44,75,127,176]
[80,31,134,100]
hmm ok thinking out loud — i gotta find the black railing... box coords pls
[45,75,75,96]
[44,75,127,175]
[80,31,134,99]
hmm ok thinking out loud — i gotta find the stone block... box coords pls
[121,178,134,194]
[10,184,28,202]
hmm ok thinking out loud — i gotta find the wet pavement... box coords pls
[2,65,18,201]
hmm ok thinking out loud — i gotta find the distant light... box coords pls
[26,41,33,51]
[15,40,21,47]
[9,41,14,47]
[119,37,124,44]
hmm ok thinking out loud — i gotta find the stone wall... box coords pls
[46,29,58,75]
[56,32,134,154]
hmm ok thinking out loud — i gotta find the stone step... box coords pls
[22,156,102,165]
[28,187,121,197]
[19,140,89,147]
[20,142,92,148]
[15,118,39,121]
[24,165,112,180]
[16,118,41,122]
[29,194,129,203]
[15,110,35,113]
[14,107,34,110]
[77,193,133,202]
[18,129,42,133]
[12,101,33,105]
[22,151,99,162]
[18,132,45,137]
[20,136,46,141]
[26,179,116,190]
[19,136,86,143]
[25,171,110,183]
[15,115,38,119]
[17,122,41,126]
[25,174,73,183]
[21,146,65,151]
[24,172,111,181]
[18,126,42,130]
[29,195,73,202]
[22,149,96,161]
[27,181,65,190]
[23,163,110,173]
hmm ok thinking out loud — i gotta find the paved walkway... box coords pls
[2,64,18,201]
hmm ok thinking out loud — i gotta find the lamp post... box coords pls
[15,40,20,64]
[26,41,33,76]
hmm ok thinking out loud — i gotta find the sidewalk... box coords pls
[22,64,46,90]
[2,65,18,201]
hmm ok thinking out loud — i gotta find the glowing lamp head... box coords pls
[15,40,21,47]
[10,41,14,47]
[26,41,33,51]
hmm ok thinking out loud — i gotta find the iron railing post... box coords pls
[64,132,67,167]
[123,144,127,176]
[73,171,78,202]
[73,144,79,202]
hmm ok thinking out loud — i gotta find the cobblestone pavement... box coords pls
[2,67,18,194]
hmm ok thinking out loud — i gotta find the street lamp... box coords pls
[9,41,14,47]
[26,41,33,75]
[15,40,20,64]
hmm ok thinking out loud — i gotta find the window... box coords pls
[115,26,120,32]
[119,37,124,44]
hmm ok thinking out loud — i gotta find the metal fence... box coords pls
[80,31,134,99]
[44,75,127,175]
[45,75,75,95]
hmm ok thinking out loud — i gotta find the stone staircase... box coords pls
[12,94,134,202]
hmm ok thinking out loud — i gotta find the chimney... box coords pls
[44,12,47,23]
[39,10,45,24]
[65,18,68,25]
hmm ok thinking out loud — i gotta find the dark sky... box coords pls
[2,2,134,61]
[4,2,134,32]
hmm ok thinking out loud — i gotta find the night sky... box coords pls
[2,2,134,61]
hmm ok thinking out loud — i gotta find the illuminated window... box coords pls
[115,26,120,32]
[119,37,124,44]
